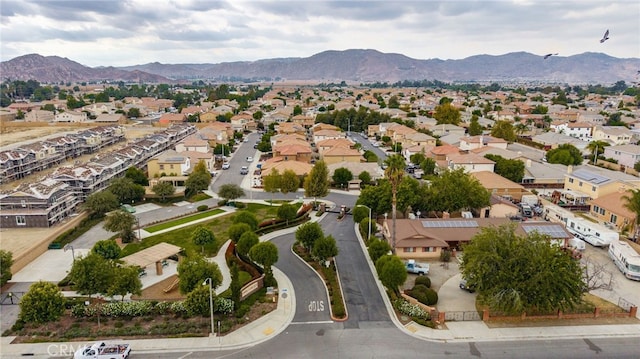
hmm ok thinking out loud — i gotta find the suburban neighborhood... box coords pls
[1,79,640,358]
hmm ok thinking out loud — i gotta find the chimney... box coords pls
[526,159,531,168]
[567,165,573,174]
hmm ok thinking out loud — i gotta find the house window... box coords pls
[159,164,165,170]
[21,200,27,208]
[599,207,605,215]
[592,186,596,192]
[170,164,174,169]
[569,178,574,183]
[404,247,416,253]
[579,181,582,187]
[16,216,26,226]
[422,247,434,252]
[610,214,617,223]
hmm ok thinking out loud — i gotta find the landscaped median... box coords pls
[144,208,225,233]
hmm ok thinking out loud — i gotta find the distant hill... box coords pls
[2,50,638,84]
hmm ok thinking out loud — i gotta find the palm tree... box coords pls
[586,140,610,165]
[384,154,405,254]
[623,189,640,240]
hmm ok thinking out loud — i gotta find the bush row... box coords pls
[71,298,234,318]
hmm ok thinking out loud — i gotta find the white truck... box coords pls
[405,259,430,275]
[74,341,131,359]
[565,217,619,247]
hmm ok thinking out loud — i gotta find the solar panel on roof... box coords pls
[522,224,570,238]
[572,170,609,184]
[422,220,479,228]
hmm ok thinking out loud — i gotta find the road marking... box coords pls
[289,320,334,325]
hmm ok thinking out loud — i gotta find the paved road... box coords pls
[323,212,392,329]
[271,232,331,323]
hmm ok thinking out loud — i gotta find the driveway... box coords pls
[436,273,478,313]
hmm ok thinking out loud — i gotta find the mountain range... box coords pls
[1,49,639,85]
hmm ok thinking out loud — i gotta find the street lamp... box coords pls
[356,204,372,240]
[203,277,215,337]
[134,217,142,241]
[63,244,75,261]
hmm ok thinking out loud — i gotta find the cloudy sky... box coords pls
[1,0,638,67]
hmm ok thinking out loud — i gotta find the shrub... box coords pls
[414,276,431,288]
[393,299,429,319]
[218,199,228,207]
[440,249,452,262]
[235,202,246,209]
[197,205,208,212]
[407,284,437,305]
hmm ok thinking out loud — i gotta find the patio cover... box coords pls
[121,242,182,268]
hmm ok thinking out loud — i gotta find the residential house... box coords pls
[276,122,307,136]
[259,158,312,181]
[50,164,114,202]
[175,134,211,154]
[230,113,254,131]
[588,191,636,233]
[459,135,508,151]
[562,165,640,204]
[24,110,55,122]
[313,129,345,143]
[327,161,384,182]
[428,123,466,137]
[0,149,37,184]
[273,143,313,163]
[199,123,233,146]
[321,146,363,165]
[316,138,354,154]
[158,113,186,125]
[593,126,633,145]
[147,150,191,178]
[603,144,640,168]
[470,171,527,202]
[444,153,495,173]
[478,194,520,219]
[54,110,87,123]
[0,178,79,228]
[95,113,126,123]
[383,218,572,260]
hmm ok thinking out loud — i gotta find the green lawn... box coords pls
[121,203,291,258]
[145,209,225,233]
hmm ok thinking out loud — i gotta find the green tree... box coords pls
[233,211,258,230]
[185,160,212,196]
[277,203,298,225]
[83,190,119,218]
[91,240,121,260]
[410,153,426,166]
[363,150,378,163]
[419,157,437,176]
[359,217,377,239]
[152,182,175,201]
[377,255,407,293]
[280,169,300,194]
[293,104,303,116]
[295,222,324,251]
[460,224,584,314]
[490,120,517,142]
[108,177,145,204]
[426,168,491,213]
[304,160,329,202]
[623,189,640,239]
[237,231,260,257]
[586,140,610,164]
[229,262,241,308]
[546,144,583,166]
[69,253,115,297]
[177,255,222,294]
[332,167,353,189]
[218,184,245,202]
[352,206,370,224]
[103,210,137,243]
[263,168,281,205]
[468,115,483,136]
[192,226,216,254]
[184,285,213,316]
[0,250,13,286]
[19,281,65,324]
[532,105,548,114]
[433,102,461,125]
[384,154,405,253]
[368,238,391,264]
[126,107,141,119]
[249,241,279,286]
[358,171,371,187]
[228,223,252,243]
[125,166,149,186]
[107,265,142,301]
[313,235,339,263]
[484,154,525,183]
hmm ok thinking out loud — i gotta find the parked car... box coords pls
[240,166,249,175]
[246,156,253,162]
[459,279,476,293]
[222,162,230,170]
[121,204,136,213]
